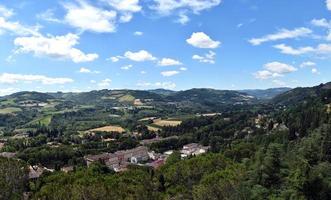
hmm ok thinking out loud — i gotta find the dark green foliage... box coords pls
[0,158,28,200]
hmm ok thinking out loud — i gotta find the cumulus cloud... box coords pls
[248,27,312,46]
[150,0,221,23]
[0,88,18,96]
[37,9,62,23]
[254,62,297,80]
[161,70,180,77]
[108,56,121,62]
[0,73,74,85]
[121,64,133,70]
[0,5,14,18]
[105,0,141,12]
[192,51,216,64]
[254,70,282,80]
[179,67,187,71]
[14,33,99,63]
[98,78,112,88]
[124,50,156,62]
[0,5,40,36]
[264,62,297,74]
[272,79,286,87]
[64,0,117,33]
[187,32,220,48]
[327,0,331,11]
[137,81,176,90]
[158,58,182,66]
[311,18,331,28]
[134,31,143,36]
[273,44,314,55]
[273,43,331,56]
[79,67,100,73]
[312,68,319,74]
[176,12,190,25]
[300,61,316,68]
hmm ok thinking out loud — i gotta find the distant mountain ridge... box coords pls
[239,87,292,100]
[2,83,330,107]
[272,82,331,105]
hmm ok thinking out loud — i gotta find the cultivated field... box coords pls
[152,119,182,127]
[0,107,22,114]
[147,125,161,132]
[88,125,125,133]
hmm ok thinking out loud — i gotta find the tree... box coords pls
[0,158,28,200]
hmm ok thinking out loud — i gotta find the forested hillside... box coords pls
[0,83,330,199]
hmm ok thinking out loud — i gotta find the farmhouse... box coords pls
[84,146,150,172]
[180,143,209,158]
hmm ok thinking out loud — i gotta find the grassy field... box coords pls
[152,119,182,127]
[28,115,52,126]
[118,95,135,103]
[147,125,161,132]
[87,125,125,133]
[0,107,22,114]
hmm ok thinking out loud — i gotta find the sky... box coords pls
[0,0,331,95]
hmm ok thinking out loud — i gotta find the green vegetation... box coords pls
[0,107,22,114]
[0,82,330,199]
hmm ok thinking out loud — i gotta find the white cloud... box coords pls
[311,18,331,28]
[186,32,220,48]
[161,70,180,77]
[264,62,297,74]
[140,70,147,74]
[0,73,74,85]
[37,9,62,23]
[121,64,133,70]
[0,5,14,18]
[327,0,331,11]
[300,61,316,68]
[150,0,221,15]
[64,0,117,33]
[254,62,297,80]
[272,79,286,87]
[124,50,156,62]
[137,81,176,90]
[179,67,187,71]
[108,56,121,62]
[98,78,112,88]
[274,43,331,56]
[176,12,189,25]
[158,58,182,66]
[0,11,41,36]
[254,70,281,80]
[316,43,331,54]
[312,68,319,74]
[104,0,142,23]
[149,0,221,23]
[79,67,100,73]
[134,31,143,36]
[105,0,141,12]
[192,51,216,64]
[14,33,99,63]
[248,27,312,46]
[0,88,18,96]
[273,44,314,55]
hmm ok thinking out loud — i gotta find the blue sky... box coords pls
[0,0,331,95]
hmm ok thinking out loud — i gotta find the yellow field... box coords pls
[88,125,125,133]
[153,119,182,127]
[0,107,22,114]
[147,125,161,132]
[118,95,135,103]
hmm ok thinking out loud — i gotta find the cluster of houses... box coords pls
[84,143,210,172]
